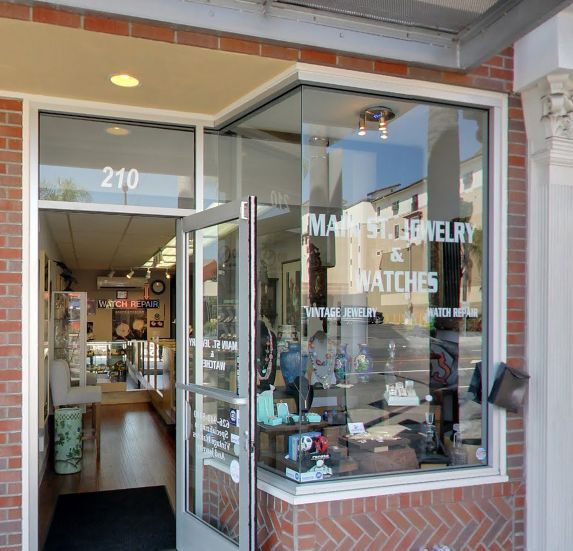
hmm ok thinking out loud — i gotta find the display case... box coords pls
[209,86,489,484]
[51,291,87,387]
[86,341,129,383]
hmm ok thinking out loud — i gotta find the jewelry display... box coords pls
[256,386,277,424]
[275,401,290,422]
[384,380,420,406]
[309,330,336,389]
[256,320,277,390]
[287,375,314,415]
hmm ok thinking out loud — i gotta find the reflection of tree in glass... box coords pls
[466,227,483,273]
[40,178,92,202]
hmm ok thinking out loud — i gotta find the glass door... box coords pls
[176,198,257,551]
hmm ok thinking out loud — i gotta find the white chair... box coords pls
[50,359,102,461]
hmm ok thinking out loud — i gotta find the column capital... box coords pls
[521,70,573,155]
[542,73,573,139]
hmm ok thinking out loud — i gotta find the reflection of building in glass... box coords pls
[303,154,483,326]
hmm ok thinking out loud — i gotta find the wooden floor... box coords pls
[39,403,175,549]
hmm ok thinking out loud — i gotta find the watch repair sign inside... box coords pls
[98,299,160,309]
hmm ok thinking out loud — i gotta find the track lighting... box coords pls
[357,106,396,140]
[108,269,115,277]
[126,268,134,279]
[165,270,171,279]
[146,268,151,279]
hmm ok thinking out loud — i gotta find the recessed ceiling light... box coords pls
[106,126,130,136]
[110,73,140,88]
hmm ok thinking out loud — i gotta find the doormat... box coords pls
[44,486,176,551]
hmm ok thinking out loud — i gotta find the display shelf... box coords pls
[86,341,128,384]
[50,291,87,388]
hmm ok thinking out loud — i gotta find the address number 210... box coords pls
[101,166,140,190]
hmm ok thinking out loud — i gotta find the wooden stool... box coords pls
[82,403,101,462]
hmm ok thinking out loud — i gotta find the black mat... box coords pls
[44,486,175,551]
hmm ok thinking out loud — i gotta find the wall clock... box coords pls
[151,279,165,295]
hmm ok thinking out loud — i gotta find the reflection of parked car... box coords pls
[368,311,384,324]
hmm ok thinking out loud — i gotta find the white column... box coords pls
[519,71,573,550]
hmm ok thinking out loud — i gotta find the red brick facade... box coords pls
[0,97,23,551]
[0,2,526,549]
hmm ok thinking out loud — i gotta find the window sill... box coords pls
[256,465,508,505]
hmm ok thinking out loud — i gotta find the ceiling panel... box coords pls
[126,217,176,236]
[41,211,177,271]
[69,213,131,234]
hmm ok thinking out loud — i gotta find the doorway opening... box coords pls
[37,210,178,549]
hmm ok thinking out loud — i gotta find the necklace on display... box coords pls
[257,329,274,382]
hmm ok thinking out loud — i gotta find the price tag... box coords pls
[347,422,366,434]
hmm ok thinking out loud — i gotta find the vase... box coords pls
[277,324,298,356]
[280,342,307,385]
[334,343,349,383]
[353,343,373,382]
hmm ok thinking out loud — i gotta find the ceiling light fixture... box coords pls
[106,126,130,136]
[358,106,396,140]
[126,268,134,279]
[358,112,366,136]
[146,268,152,280]
[108,269,115,277]
[165,270,171,280]
[110,73,140,88]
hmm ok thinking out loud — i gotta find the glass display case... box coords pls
[51,291,87,387]
[208,85,489,484]
[86,341,129,383]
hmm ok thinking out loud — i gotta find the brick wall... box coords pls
[0,3,526,550]
[0,97,23,551]
[203,466,240,540]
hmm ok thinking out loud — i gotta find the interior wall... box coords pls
[38,215,64,465]
[74,270,171,341]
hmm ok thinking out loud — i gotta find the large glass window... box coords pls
[39,113,195,209]
[209,86,489,483]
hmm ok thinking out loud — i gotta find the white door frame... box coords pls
[24,96,211,551]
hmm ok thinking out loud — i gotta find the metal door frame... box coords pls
[175,197,257,551]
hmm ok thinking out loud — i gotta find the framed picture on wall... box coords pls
[282,260,300,325]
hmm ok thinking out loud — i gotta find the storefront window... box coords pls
[39,113,195,209]
[210,86,489,483]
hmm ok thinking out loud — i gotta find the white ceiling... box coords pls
[40,211,176,271]
[0,19,292,115]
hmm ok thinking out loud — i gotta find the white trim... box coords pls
[195,126,204,210]
[38,200,195,218]
[22,97,35,551]
[21,92,214,126]
[258,469,508,505]
[214,63,508,127]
